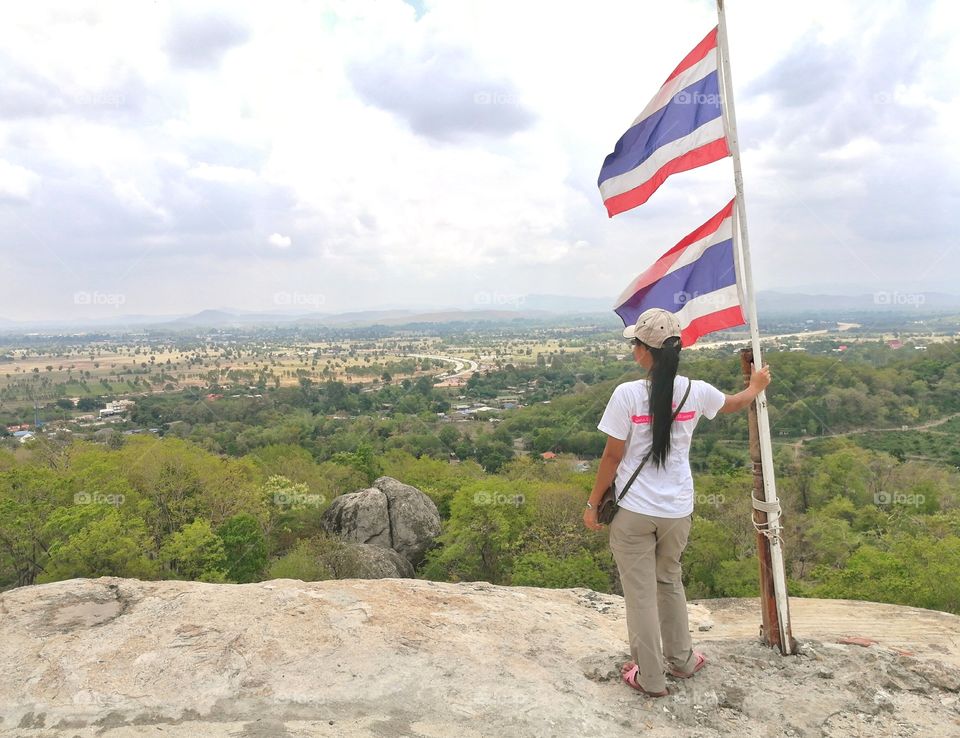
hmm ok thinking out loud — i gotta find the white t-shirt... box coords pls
[597,375,726,518]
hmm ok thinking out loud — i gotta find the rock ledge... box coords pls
[2,577,960,737]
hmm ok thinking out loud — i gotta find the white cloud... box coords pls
[0,159,40,201]
[0,0,958,320]
[188,163,258,184]
[267,232,291,249]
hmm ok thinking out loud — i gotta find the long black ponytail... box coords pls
[641,336,682,468]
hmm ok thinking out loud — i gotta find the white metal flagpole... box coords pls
[715,0,794,654]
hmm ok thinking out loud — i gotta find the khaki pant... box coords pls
[609,508,697,693]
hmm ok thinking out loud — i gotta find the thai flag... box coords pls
[598,27,729,217]
[613,198,746,346]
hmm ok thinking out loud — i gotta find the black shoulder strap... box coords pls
[616,379,692,503]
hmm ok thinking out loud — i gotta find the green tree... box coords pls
[268,536,335,581]
[810,534,960,613]
[682,517,736,598]
[331,443,382,485]
[713,557,760,597]
[159,518,228,582]
[473,437,514,473]
[511,550,608,590]
[803,512,862,568]
[421,480,534,584]
[262,475,327,556]
[217,513,267,583]
[267,533,371,581]
[40,508,157,582]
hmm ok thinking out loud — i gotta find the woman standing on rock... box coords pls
[582,308,771,697]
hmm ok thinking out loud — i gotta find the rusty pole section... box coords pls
[740,348,788,651]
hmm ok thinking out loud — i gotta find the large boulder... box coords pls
[321,487,392,549]
[304,539,414,580]
[372,476,442,564]
[345,543,415,579]
[321,476,441,566]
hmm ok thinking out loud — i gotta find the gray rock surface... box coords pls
[346,542,415,579]
[321,486,391,548]
[372,476,441,564]
[2,578,960,737]
[321,476,440,566]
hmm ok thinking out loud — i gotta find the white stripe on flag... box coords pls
[598,116,726,201]
[666,216,732,275]
[675,283,742,326]
[629,52,718,127]
[612,214,733,309]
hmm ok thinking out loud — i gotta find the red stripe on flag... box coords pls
[604,138,730,217]
[663,27,719,84]
[680,305,746,347]
[623,199,736,294]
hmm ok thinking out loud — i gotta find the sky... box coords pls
[1,0,958,321]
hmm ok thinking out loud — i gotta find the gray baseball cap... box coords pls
[622,308,682,348]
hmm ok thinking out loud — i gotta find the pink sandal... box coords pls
[620,662,669,697]
[668,651,707,679]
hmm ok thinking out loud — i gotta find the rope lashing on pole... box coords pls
[751,496,784,544]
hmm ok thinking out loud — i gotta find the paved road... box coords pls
[404,354,479,380]
[789,410,960,453]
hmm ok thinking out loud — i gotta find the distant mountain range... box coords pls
[756,291,960,313]
[2,291,959,332]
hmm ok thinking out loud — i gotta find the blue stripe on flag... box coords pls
[598,71,723,186]
[614,238,736,323]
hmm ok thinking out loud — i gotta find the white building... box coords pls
[99,399,135,419]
